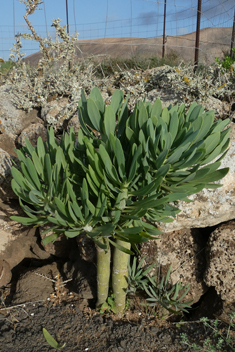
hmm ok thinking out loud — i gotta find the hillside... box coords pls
[23,27,233,67]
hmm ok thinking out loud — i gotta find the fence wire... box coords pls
[0,0,234,64]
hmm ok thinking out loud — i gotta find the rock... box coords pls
[0,133,17,158]
[0,148,15,200]
[216,301,235,324]
[231,109,235,122]
[0,227,50,268]
[147,88,184,108]
[0,227,51,287]
[159,122,235,232]
[0,228,14,258]
[148,94,231,121]
[12,263,60,304]
[100,91,109,103]
[204,221,235,303]
[63,257,95,300]
[76,237,96,263]
[40,225,77,258]
[17,122,47,147]
[0,259,12,287]
[140,228,208,304]
[67,112,80,133]
[41,97,70,127]
[203,96,231,119]
[0,85,39,135]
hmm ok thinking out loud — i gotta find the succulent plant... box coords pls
[142,266,193,314]
[126,256,156,295]
[11,87,231,315]
[76,87,231,314]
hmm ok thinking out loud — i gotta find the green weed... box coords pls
[181,313,235,352]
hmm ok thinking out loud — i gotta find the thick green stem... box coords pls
[96,240,111,308]
[112,240,131,315]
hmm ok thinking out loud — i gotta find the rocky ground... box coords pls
[0,247,235,352]
[0,300,226,352]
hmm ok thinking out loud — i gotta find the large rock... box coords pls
[204,221,235,303]
[0,133,17,158]
[203,96,231,119]
[159,122,235,232]
[41,97,71,127]
[17,122,47,147]
[0,226,50,287]
[148,91,232,120]
[0,259,12,287]
[0,85,40,135]
[40,225,76,259]
[147,88,183,108]
[67,112,80,133]
[0,148,15,200]
[0,201,51,288]
[12,263,59,304]
[140,228,208,304]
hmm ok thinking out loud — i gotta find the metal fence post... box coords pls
[194,0,202,69]
[66,0,69,35]
[65,0,71,70]
[162,0,167,59]
[230,10,235,58]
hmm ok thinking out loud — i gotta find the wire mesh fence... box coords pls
[0,0,234,65]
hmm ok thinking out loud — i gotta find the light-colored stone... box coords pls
[0,259,12,287]
[41,96,70,127]
[159,122,235,232]
[0,133,17,158]
[0,85,39,135]
[0,148,15,200]
[67,112,80,133]
[203,96,231,119]
[147,88,183,108]
[17,122,47,147]
[0,229,14,253]
[204,221,235,303]
[0,227,51,287]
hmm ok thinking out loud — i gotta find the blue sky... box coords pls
[0,0,234,60]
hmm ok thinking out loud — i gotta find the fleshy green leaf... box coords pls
[117,95,129,137]
[26,157,42,190]
[10,215,43,225]
[42,233,60,245]
[36,136,46,166]
[42,328,65,349]
[109,238,134,254]
[151,98,162,119]
[87,98,101,131]
[104,105,116,137]
[138,103,148,128]
[169,111,179,142]
[111,89,124,115]
[90,87,105,114]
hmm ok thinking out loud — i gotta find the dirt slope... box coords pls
[23,27,233,67]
